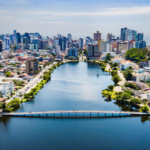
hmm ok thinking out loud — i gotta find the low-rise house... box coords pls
[139,61,150,68]
[144,67,150,72]
[132,72,150,82]
[138,93,150,101]
[0,98,6,102]
[11,72,18,78]
[119,60,136,70]
[131,90,144,97]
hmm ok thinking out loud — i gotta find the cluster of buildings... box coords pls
[86,28,146,59]
[0,28,147,61]
[0,28,148,100]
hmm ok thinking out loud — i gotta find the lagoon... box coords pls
[0,62,150,150]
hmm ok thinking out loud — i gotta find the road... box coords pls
[6,62,57,103]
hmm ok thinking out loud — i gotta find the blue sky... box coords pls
[0,0,150,43]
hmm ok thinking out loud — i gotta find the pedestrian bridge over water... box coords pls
[2,110,150,118]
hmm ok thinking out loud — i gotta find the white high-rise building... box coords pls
[55,45,60,53]
[4,37,10,50]
[106,42,110,52]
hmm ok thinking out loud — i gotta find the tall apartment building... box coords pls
[4,37,10,50]
[100,41,106,53]
[87,44,100,57]
[26,59,38,75]
[78,38,84,49]
[107,33,111,41]
[0,40,2,52]
[135,41,146,49]
[135,33,144,41]
[94,31,101,41]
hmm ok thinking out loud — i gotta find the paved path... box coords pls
[114,71,126,92]
[105,64,111,72]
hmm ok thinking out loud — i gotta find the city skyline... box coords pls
[0,0,150,44]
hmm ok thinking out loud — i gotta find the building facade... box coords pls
[94,31,101,41]
[87,44,100,57]
[78,38,84,49]
[0,40,2,52]
[26,59,39,75]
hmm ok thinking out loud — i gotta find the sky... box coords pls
[0,0,150,44]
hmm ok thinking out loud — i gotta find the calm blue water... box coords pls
[0,62,150,150]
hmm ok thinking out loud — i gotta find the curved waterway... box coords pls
[0,62,150,150]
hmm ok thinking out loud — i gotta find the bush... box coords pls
[101,66,106,71]
[108,85,114,91]
[140,105,149,112]
[111,70,117,76]
[125,82,138,90]
[121,93,131,101]
[125,90,134,95]
[5,71,11,77]
[130,98,141,105]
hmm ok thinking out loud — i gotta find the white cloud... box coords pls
[25,6,150,16]
[3,0,29,4]
[1,6,150,16]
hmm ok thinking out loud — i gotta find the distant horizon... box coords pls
[0,30,150,45]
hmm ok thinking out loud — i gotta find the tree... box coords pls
[5,71,11,77]
[130,98,141,105]
[121,93,131,101]
[112,75,121,85]
[0,91,3,98]
[115,92,123,101]
[7,98,21,107]
[123,69,133,81]
[111,70,117,76]
[0,64,3,68]
[142,99,147,103]
[105,53,111,61]
[84,50,88,56]
[125,48,148,62]
[108,85,114,91]
[140,105,149,112]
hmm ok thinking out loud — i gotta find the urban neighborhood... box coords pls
[0,27,150,114]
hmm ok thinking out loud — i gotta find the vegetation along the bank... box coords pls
[1,62,64,112]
